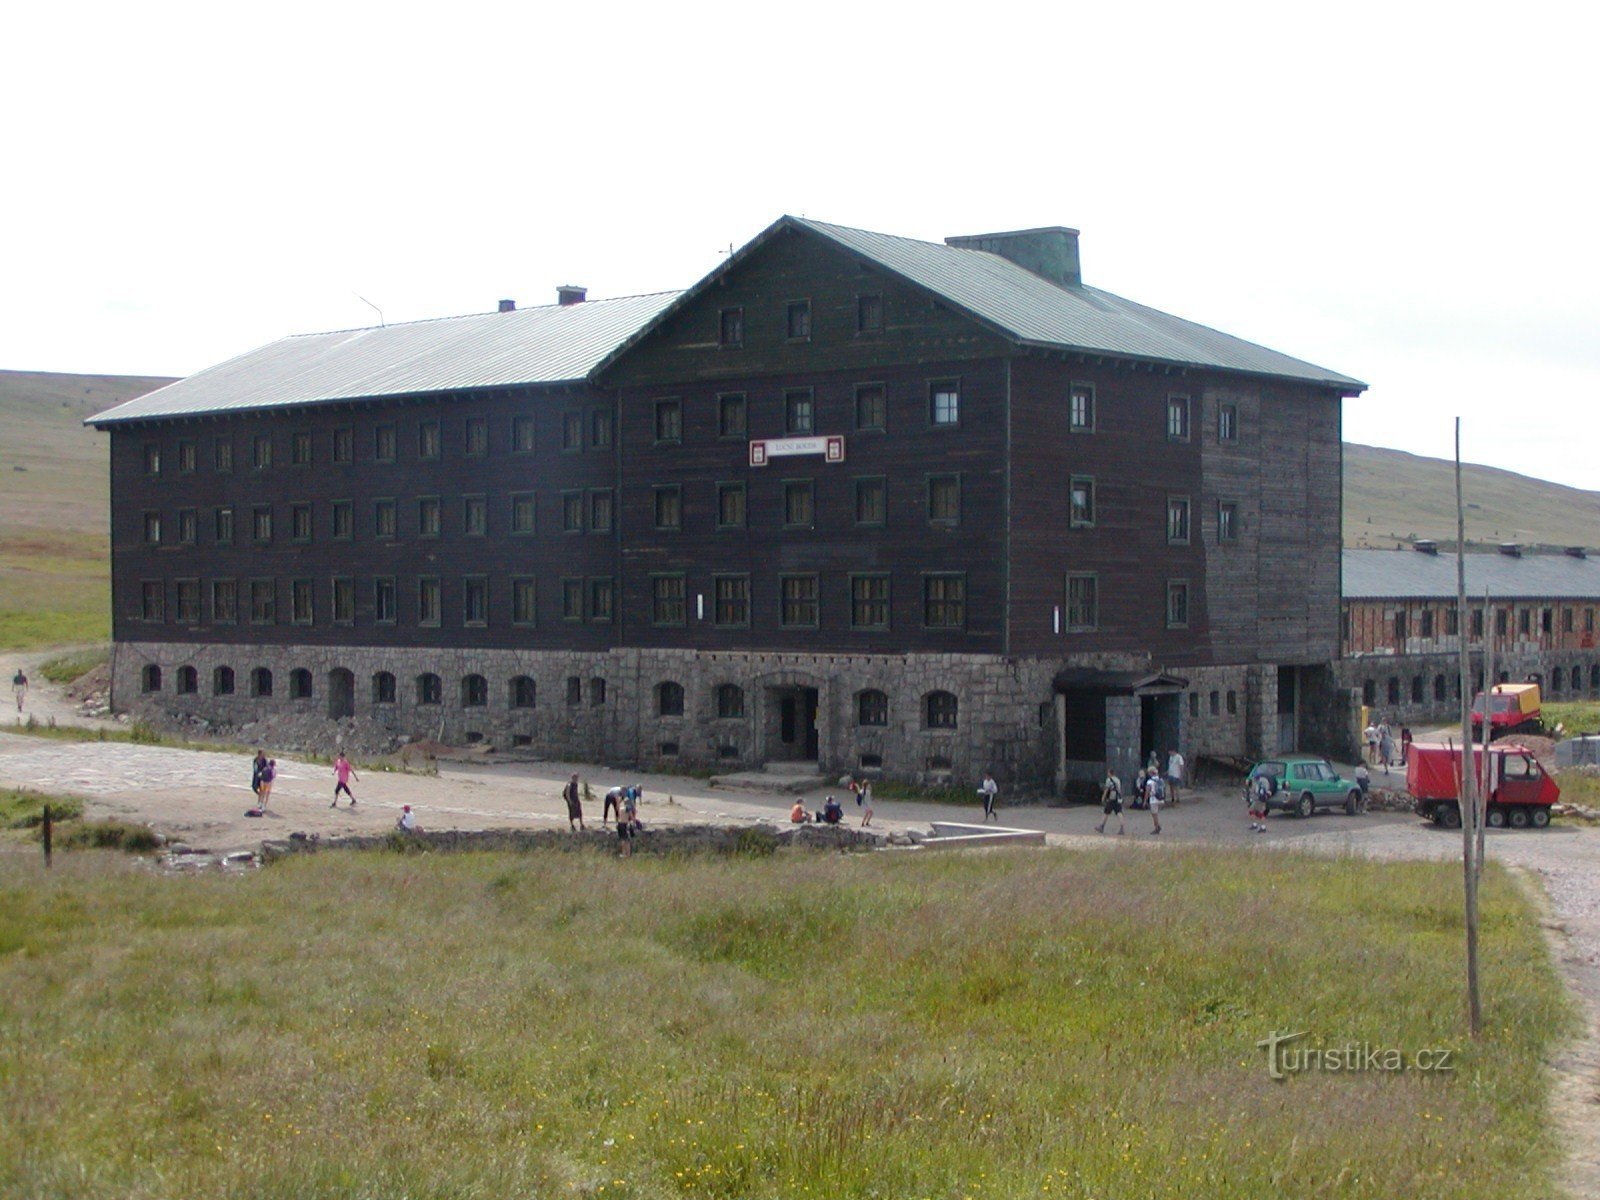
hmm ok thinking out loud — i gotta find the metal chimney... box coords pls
[498,299,516,313]
[557,285,587,306]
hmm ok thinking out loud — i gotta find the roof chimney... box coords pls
[944,227,1081,289]
[1566,546,1589,559]
[498,299,516,313]
[1498,542,1522,557]
[1413,539,1438,555]
[557,285,587,306]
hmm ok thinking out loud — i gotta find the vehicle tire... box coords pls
[1509,807,1530,829]
[1297,792,1315,819]
[1486,806,1507,828]
[1440,803,1462,829]
[1345,790,1361,816]
[1531,807,1551,828]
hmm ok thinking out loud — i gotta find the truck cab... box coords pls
[1470,682,1542,735]
[1407,740,1558,829]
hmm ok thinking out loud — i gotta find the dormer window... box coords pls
[719,307,744,347]
[786,300,812,340]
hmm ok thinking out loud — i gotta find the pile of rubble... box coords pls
[67,661,113,719]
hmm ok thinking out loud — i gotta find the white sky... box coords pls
[6,1,1596,489]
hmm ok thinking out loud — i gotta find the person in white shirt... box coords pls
[396,804,419,833]
[978,773,999,822]
[1165,750,1186,805]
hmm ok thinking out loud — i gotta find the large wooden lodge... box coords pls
[90,217,1367,788]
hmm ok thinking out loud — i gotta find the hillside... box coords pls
[0,369,174,648]
[1344,443,1600,552]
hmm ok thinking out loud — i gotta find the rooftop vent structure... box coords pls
[498,299,516,313]
[1566,546,1589,558]
[557,285,587,306]
[1413,540,1438,555]
[945,227,1081,289]
[1498,543,1522,557]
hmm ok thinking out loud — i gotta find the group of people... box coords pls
[1362,719,1412,773]
[561,774,645,853]
[793,775,875,827]
[249,750,361,817]
[1095,751,1184,836]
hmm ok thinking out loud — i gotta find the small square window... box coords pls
[1167,497,1191,544]
[588,578,614,623]
[465,417,488,457]
[851,575,890,630]
[1069,383,1095,432]
[855,383,886,431]
[463,576,488,626]
[211,580,237,623]
[562,491,584,533]
[786,300,812,340]
[374,578,396,623]
[374,424,397,462]
[928,475,960,525]
[1217,501,1238,543]
[588,489,614,534]
[717,482,746,529]
[332,427,354,464]
[718,393,747,439]
[144,443,161,474]
[213,438,233,472]
[512,415,536,453]
[1166,580,1190,628]
[331,501,353,540]
[250,580,276,624]
[924,575,965,629]
[418,496,441,538]
[1218,403,1238,442]
[290,502,312,542]
[1070,476,1095,528]
[784,389,814,435]
[562,411,583,451]
[175,579,200,623]
[291,431,312,466]
[252,435,272,470]
[142,511,162,544]
[214,507,234,544]
[511,493,536,534]
[562,579,583,621]
[654,486,682,531]
[719,307,744,347]
[856,294,883,334]
[714,575,749,626]
[464,495,487,536]
[177,441,196,473]
[418,578,441,626]
[252,506,273,542]
[655,398,682,443]
[855,477,886,526]
[417,422,441,460]
[589,410,613,449]
[1067,573,1098,631]
[512,578,537,625]
[332,577,354,623]
[374,499,397,539]
[1167,395,1191,441]
[929,380,960,426]
[783,480,814,528]
[291,579,314,624]
[780,575,819,627]
[652,575,687,625]
[140,580,164,621]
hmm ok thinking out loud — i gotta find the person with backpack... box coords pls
[1247,770,1273,833]
[1096,768,1125,835]
[1143,769,1163,835]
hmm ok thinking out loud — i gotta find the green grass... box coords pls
[1544,700,1600,737]
[0,787,83,829]
[35,646,109,684]
[0,847,1574,1199]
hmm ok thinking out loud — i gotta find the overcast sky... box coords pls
[8,1,1595,490]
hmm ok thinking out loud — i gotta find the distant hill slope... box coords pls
[1344,444,1600,552]
[0,369,175,537]
[0,369,174,648]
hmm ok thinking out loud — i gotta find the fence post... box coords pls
[42,803,53,868]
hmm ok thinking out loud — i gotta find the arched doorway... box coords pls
[327,668,355,719]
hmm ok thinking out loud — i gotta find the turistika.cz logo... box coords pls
[1256,1030,1456,1081]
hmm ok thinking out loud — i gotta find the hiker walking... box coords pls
[257,758,277,811]
[978,772,999,822]
[11,668,26,713]
[251,750,268,804]
[859,778,874,828]
[331,752,359,807]
[1096,768,1125,835]
[1143,769,1163,835]
[562,772,585,831]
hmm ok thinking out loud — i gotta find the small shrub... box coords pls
[128,721,163,745]
[0,789,83,829]
[59,820,160,853]
[36,647,109,684]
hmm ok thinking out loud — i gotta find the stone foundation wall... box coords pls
[112,640,1303,790]
[1338,649,1600,730]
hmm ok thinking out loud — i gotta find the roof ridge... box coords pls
[285,289,685,341]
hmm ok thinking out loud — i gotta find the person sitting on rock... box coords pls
[790,800,809,823]
[821,795,844,825]
[396,805,420,833]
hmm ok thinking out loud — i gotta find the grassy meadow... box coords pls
[0,845,1573,1199]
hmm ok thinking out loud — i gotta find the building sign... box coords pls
[749,435,845,467]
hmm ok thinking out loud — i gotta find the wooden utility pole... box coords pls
[1478,586,1494,879]
[1455,418,1483,1037]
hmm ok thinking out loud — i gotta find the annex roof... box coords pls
[88,290,682,426]
[595,216,1364,391]
[1342,549,1600,600]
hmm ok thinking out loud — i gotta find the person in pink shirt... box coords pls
[331,752,359,808]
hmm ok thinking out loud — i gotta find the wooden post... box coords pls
[42,802,53,868]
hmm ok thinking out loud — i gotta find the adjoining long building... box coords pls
[90,216,1366,789]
